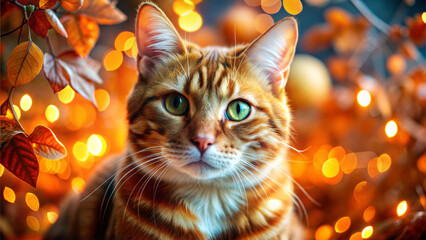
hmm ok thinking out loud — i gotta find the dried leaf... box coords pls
[61,0,83,12]
[7,41,44,87]
[301,24,334,52]
[28,125,66,160]
[0,116,22,149]
[1,98,11,116]
[62,15,99,57]
[45,9,68,38]
[80,0,127,25]
[39,0,58,9]
[28,9,52,38]
[43,53,70,93]
[406,14,426,46]
[0,132,39,188]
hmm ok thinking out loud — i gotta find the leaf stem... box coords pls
[7,88,25,132]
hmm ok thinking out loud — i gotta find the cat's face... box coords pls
[127,3,297,184]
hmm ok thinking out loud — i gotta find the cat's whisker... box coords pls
[152,163,171,227]
[241,152,311,163]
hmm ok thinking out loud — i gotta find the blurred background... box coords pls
[1,0,425,239]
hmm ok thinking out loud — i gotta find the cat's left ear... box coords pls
[135,3,187,78]
[244,17,298,96]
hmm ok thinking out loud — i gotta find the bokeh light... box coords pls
[71,177,86,194]
[179,11,203,32]
[350,232,363,240]
[261,0,282,15]
[396,200,407,216]
[283,0,303,15]
[94,89,110,112]
[341,153,357,174]
[0,165,4,177]
[26,216,40,231]
[58,85,75,104]
[377,154,391,173]
[357,90,371,107]
[322,158,339,178]
[417,155,426,173]
[114,31,134,51]
[335,216,351,233]
[87,134,107,156]
[254,14,274,33]
[3,187,16,203]
[25,193,40,211]
[315,224,333,240]
[47,211,58,224]
[45,105,59,123]
[386,54,406,75]
[363,206,375,223]
[13,105,21,120]
[73,141,89,162]
[385,120,398,138]
[361,226,373,239]
[173,0,194,15]
[104,50,123,71]
[20,94,32,111]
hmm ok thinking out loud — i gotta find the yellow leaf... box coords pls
[39,0,58,9]
[7,41,44,87]
[62,15,99,57]
[283,0,303,15]
[45,9,68,38]
[61,0,83,12]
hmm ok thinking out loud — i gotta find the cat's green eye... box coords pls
[226,100,251,121]
[163,93,189,116]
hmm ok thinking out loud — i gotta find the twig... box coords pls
[350,0,390,34]
[1,17,27,37]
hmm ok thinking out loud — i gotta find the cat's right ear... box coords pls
[136,3,186,78]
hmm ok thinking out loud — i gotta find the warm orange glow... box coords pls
[0,164,4,177]
[349,232,363,240]
[47,211,58,224]
[397,200,407,216]
[73,141,89,162]
[265,198,283,211]
[422,12,426,23]
[335,216,351,233]
[123,37,136,51]
[341,153,357,174]
[3,187,16,203]
[114,31,134,51]
[386,54,406,75]
[357,90,371,107]
[173,0,194,16]
[87,134,107,156]
[254,14,274,33]
[363,206,376,223]
[417,155,426,173]
[353,181,372,203]
[385,120,398,138]
[72,177,86,193]
[315,224,333,240]
[25,193,40,211]
[245,0,261,7]
[13,105,21,120]
[20,94,32,111]
[322,158,339,178]
[367,157,379,179]
[377,154,391,172]
[58,85,75,104]
[26,216,40,231]
[283,0,303,15]
[94,89,110,112]
[179,11,203,32]
[45,105,59,123]
[104,50,123,71]
[261,0,282,14]
[361,226,373,239]
[328,146,346,161]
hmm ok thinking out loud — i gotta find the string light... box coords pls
[20,94,32,111]
[385,120,398,138]
[3,187,16,203]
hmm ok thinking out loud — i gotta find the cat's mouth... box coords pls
[184,160,217,170]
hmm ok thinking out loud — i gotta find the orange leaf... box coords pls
[7,41,44,87]
[28,125,66,160]
[62,15,99,57]
[1,98,11,116]
[0,116,23,148]
[45,9,68,38]
[61,0,83,12]
[325,7,353,29]
[39,0,58,9]
[80,0,127,25]
[283,0,303,15]
[0,132,39,188]
[17,0,39,6]
[406,14,426,46]
[28,9,52,38]
[43,53,70,93]
[301,24,334,52]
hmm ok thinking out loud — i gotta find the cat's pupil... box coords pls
[236,103,241,114]
[173,97,181,109]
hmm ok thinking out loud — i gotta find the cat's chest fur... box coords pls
[175,185,244,238]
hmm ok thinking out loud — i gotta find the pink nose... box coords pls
[191,136,215,154]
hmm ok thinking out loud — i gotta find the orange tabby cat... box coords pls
[45,2,302,239]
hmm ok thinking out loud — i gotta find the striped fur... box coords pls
[45,2,302,240]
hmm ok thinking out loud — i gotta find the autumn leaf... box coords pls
[80,0,127,25]
[302,24,334,52]
[325,7,353,30]
[0,116,23,149]
[39,0,58,9]
[61,0,83,12]
[62,15,99,57]
[43,53,70,92]
[0,132,39,188]
[45,9,68,38]
[28,10,52,38]
[28,125,66,160]
[17,0,39,6]
[7,41,44,87]
[1,98,11,116]
[43,51,102,106]
[406,14,426,46]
